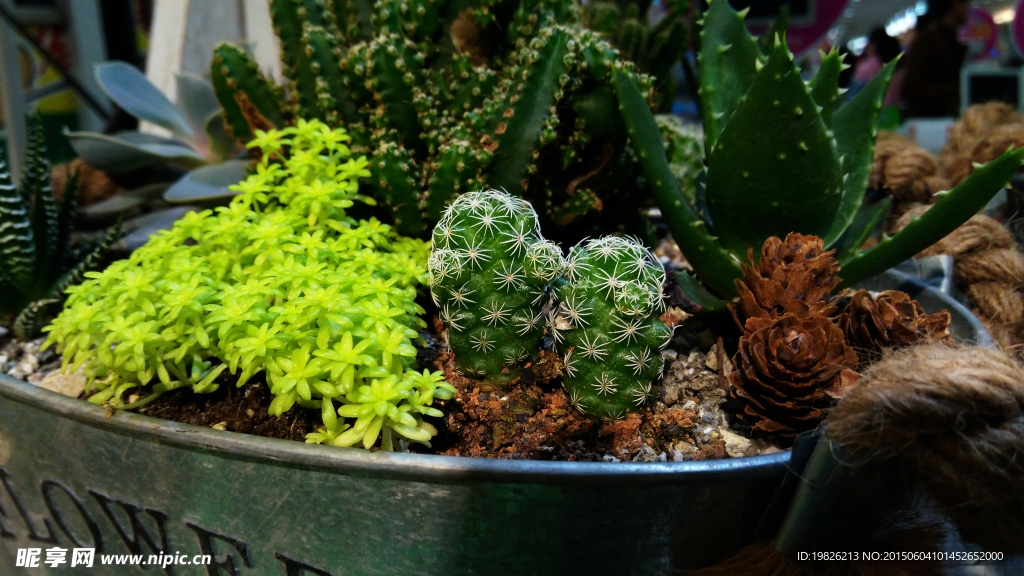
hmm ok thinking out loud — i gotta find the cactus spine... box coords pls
[428,190,565,384]
[551,237,672,420]
[209,0,661,242]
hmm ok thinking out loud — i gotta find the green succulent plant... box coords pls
[45,119,454,451]
[427,190,565,384]
[425,194,672,419]
[613,0,1024,305]
[210,0,658,243]
[582,0,691,112]
[657,115,704,205]
[66,61,247,206]
[550,236,673,420]
[0,118,120,339]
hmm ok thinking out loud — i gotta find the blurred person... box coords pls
[848,28,903,102]
[901,0,971,117]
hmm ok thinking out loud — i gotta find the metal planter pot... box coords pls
[0,270,989,575]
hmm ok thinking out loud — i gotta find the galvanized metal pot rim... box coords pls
[0,270,984,486]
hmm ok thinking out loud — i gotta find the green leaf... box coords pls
[66,131,207,173]
[0,155,34,294]
[704,37,843,260]
[96,61,193,138]
[55,168,79,272]
[204,112,238,162]
[756,4,789,56]
[163,159,250,203]
[822,57,899,247]
[697,0,760,157]
[115,206,199,252]
[673,270,730,314]
[808,48,842,127]
[175,72,221,145]
[81,186,165,222]
[44,219,122,303]
[613,69,742,297]
[833,197,891,261]
[29,164,59,284]
[838,147,1024,288]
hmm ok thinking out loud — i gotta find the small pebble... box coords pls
[719,428,753,458]
[35,368,87,398]
[212,422,228,431]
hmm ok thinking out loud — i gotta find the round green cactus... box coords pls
[428,190,565,384]
[551,236,673,420]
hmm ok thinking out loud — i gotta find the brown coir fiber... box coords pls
[938,102,1024,187]
[872,132,948,206]
[825,344,1024,555]
[895,207,1024,348]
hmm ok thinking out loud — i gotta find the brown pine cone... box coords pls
[840,290,951,363]
[728,314,860,436]
[732,233,841,327]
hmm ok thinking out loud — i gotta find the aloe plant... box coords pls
[614,0,1024,304]
[66,62,247,205]
[0,118,120,339]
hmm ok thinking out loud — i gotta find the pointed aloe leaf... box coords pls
[698,0,760,157]
[66,131,207,173]
[96,62,193,138]
[822,57,899,247]
[705,37,843,260]
[838,147,1024,288]
[809,49,842,127]
[833,196,891,261]
[613,69,742,298]
[0,155,35,290]
[756,4,789,56]
[163,160,251,203]
[674,269,729,314]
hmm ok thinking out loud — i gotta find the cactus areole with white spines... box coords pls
[429,190,673,420]
[551,237,673,420]
[428,190,565,384]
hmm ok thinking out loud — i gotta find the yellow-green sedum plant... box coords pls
[45,119,454,451]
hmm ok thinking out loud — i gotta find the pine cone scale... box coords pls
[841,290,951,363]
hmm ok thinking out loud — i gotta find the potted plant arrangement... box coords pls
[0,0,1018,574]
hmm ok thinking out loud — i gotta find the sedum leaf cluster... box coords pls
[45,119,454,451]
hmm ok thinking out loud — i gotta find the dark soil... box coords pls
[138,377,320,443]
[429,349,737,461]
